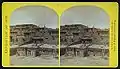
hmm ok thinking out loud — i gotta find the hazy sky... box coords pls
[11,6,58,29]
[61,6,109,29]
[11,6,109,29]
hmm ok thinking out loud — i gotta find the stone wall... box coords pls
[10,48,17,56]
[16,47,58,57]
[62,47,109,57]
[60,24,109,45]
[10,24,58,45]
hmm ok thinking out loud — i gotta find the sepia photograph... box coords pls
[10,6,59,66]
[60,6,109,66]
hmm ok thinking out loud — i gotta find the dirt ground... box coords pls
[60,55,109,66]
[10,55,59,66]
[10,55,108,66]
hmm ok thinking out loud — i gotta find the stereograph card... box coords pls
[2,2,118,68]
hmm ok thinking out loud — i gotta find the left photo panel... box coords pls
[10,6,59,66]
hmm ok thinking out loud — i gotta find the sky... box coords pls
[61,6,110,29]
[10,6,58,29]
[11,6,109,29]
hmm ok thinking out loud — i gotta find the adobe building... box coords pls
[60,24,88,45]
[60,24,109,58]
[10,24,58,57]
[10,24,58,46]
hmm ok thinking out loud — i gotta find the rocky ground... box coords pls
[10,55,58,66]
[60,55,109,66]
[10,55,108,66]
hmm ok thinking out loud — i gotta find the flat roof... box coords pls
[68,44,108,49]
[10,45,19,48]
[60,45,67,48]
[89,44,108,49]
[19,43,58,49]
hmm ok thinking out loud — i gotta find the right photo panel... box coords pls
[60,6,109,66]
